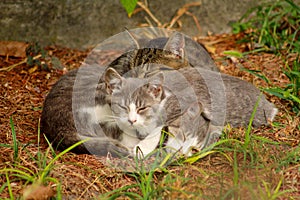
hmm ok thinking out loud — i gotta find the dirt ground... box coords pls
[0,33,299,199]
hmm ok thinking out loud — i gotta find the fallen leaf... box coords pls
[23,184,56,200]
[28,65,39,74]
[0,41,29,58]
[203,44,216,54]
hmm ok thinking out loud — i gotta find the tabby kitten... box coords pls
[104,31,218,78]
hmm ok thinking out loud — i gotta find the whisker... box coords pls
[102,115,120,120]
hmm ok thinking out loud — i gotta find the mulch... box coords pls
[0,33,299,199]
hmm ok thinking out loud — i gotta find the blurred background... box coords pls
[0,0,281,49]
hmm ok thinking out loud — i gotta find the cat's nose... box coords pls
[128,119,137,125]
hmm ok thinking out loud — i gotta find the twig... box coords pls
[185,11,202,34]
[77,176,100,200]
[0,54,42,72]
[145,16,155,27]
[125,28,140,49]
[167,2,202,31]
[137,1,162,27]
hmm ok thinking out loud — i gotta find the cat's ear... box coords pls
[164,32,185,58]
[104,67,123,94]
[147,73,165,99]
[125,28,140,49]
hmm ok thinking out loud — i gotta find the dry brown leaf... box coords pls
[28,65,39,74]
[203,44,216,54]
[23,184,56,200]
[0,41,29,58]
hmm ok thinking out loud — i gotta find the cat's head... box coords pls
[104,67,169,140]
[107,32,190,76]
[144,32,189,69]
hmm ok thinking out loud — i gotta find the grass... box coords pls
[100,105,296,200]
[264,57,300,114]
[231,0,300,115]
[9,117,18,162]
[3,110,296,199]
[232,0,300,53]
[0,119,88,199]
[3,81,298,198]
[1,80,299,199]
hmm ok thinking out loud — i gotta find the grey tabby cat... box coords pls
[41,31,217,157]
[41,30,277,158]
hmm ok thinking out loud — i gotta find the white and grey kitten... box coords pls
[104,66,277,157]
[103,68,169,156]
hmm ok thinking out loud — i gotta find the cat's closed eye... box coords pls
[137,106,150,113]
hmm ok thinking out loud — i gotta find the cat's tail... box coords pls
[252,96,278,127]
[269,107,278,122]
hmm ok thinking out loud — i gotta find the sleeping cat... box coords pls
[41,30,277,159]
[104,66,277,157]
[41,31,218,157]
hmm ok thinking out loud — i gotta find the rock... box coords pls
[1,0,297,49]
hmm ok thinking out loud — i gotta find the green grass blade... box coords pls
[285,0,300,11]
[56,182,63,200]
[233,150,239,187]
[159,153,173,167]
[0,143,12,148]
[43,134,57,157]
[223,50,244,58]
[40,139,89,181]
[99,184,140,199]
[274,178,283,195]
[0,182,8,196]
[9,117,18,161]
[252,135,281,145]
[241,68,270,84]
[0,168,34,182]
[184,150,217,164]
[261,180,271,197]
[9,174,35,182]
[264,88,300,103]
[14,165,35,177]
[244,94,261,149]
[5,171,14,200]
